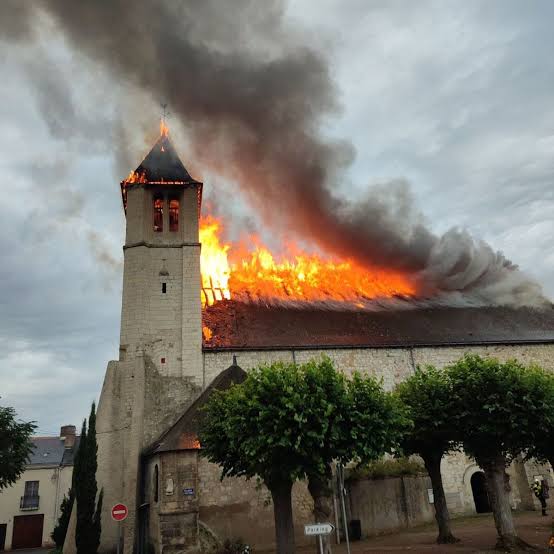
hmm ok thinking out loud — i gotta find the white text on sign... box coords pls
[304,523,334,536]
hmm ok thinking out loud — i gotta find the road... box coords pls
[297,511,553,553]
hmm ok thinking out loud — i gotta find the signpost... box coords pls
[305,523,334,536]
[337,464,351,554]
[111,503,128,554]
[305,523,334,554]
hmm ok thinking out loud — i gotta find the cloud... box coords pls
[0,0,553,433]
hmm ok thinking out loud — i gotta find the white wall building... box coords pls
[0,425,78,550]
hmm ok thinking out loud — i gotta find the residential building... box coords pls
[0,425,78,550]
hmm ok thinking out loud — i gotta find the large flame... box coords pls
[200,215,416,308]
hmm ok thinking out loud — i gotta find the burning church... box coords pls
[62,126,554,554]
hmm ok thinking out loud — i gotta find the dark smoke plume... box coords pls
[1,0,546,307]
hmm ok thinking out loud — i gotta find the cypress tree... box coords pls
[75,417,89,553]
[75,403,102,554]
[92,489,104,554]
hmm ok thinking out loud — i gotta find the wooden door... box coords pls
[11,514,43,549]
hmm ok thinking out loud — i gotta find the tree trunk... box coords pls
[308,473,333,554]
[270,479,296,554]
[481,455,530,551]
[423,453,459,544]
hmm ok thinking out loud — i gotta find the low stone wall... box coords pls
[197,457,315,550]
[348,475,435,538]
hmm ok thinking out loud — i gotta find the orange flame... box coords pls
[199,215,416,308]
[160,119,169,138]
[202,325,213,341]
[124,169,148,184]
[200,216,232,306]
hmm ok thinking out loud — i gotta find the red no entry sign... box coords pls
[111,503,128,521]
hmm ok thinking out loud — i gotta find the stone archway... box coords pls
[471,471,491,513]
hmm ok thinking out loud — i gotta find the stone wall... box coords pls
[348,475,435,538]
[64,356,201,554]
[203,342,554,517]
[197,457,315,550]
[203,344,554,392]
[157,452,199,554]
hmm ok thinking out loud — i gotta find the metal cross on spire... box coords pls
[161,103,170,123]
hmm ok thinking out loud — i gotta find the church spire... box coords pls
[120,123,201,211]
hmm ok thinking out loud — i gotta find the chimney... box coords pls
[60,425,76,449]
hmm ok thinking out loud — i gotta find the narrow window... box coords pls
[154,464,159,503]
[169,199,179,232]
[21,481,40,509]
[25,481,39,497]
[153,197,164,232]
[162,283,167,294]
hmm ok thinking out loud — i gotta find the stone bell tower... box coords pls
[64,128,205,554]
[119,128,203,382]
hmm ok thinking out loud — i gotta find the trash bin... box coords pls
[349,519,361,541]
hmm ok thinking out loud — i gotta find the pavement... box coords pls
[9,550,50,554]
[297,511,554,554]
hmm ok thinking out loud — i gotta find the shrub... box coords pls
[219,538,251,554]
[347,457,425,481]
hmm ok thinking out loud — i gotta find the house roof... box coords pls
[202,301,554,350]
[132,134,198,184]
[144,359,247,456]
[28,436,80,467]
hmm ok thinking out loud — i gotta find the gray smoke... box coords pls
[0,0,546,306]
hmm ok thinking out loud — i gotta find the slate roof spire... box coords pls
[120,126,202,211]
[132,133,196,184]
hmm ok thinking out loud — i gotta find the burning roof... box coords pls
[120,126,202,211]
[202,301,554,350]
[129,134,196,184]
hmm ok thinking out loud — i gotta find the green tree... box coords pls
[200,359,407,554]
[396,366,459,544]
[302,360,408,554]
[0,405,36,490]
[75,402,103,554]
[448,355,546,550]
[301,358,350,553]
[523,369,554,472]
[92,489,104,554]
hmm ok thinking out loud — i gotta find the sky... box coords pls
[1,0,553,433]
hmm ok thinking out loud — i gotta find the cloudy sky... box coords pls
[1,0,553,433]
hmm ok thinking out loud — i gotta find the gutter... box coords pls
[203,338,554,353]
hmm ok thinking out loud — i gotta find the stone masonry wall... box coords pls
[197,457,314,550]
[348,475,435,537]
[157,452,199,554]
[203,343,554,517]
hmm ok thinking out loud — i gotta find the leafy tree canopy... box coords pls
[395,365,458,458]
[520,368,554,466]
[200,358,408,485]
[199,357,410,554]
[0,404,36,490]
[447,355,546,465]
[347,372,410,464]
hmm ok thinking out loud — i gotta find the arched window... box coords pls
[169,199,179,232]
[154,464,159,503]
[153,197,163,232]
